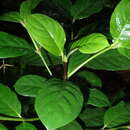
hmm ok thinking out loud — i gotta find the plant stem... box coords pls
[30,35,53,76]
[63,55,68,81]
[0,116,39,122]
[67,45,113,79]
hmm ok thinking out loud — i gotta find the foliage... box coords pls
[0,0,130,129]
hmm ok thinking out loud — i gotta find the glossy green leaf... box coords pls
[16,123,37,130]
[35,80,83,130]
[79,107,105,127]
[88,88,110,107]
[0,32,33,58]
[110,0,130,48]
[0,124,7,130]
[104,101,130,128]
[0,84,21,117]
[14,75,47,97]
[57,121,82,130]
[20,0,42,19]
[118,47,130,59]
[71,0,103,19]
[77,71,102,87]
[68,50,130,77]
[24,14,66,56]
[0,11,21,23]
[71,33,109,54]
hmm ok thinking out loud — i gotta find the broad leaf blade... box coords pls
[0,124,7,130]
[16,123,37,130]
[71,0,103,19]
[20,0,42,19]
[110,0,130,48]
[0,11,21,23]
[88,88,111,107]
[104,101,130,128]
[57,121,82,130]
[0,84,21,117]
[35,80,83,130]
[0,32,33,58]
[24,14,66,56]
[71,33,109,54]
[79,107,105,127]
[14,75,47,97]
[77,71,102,87]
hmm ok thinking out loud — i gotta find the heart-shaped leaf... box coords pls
[0,32,33,58]
[16,123,37,130]
[0,11,21,23]
[104,101,130,128]
[35,79,83,130]
[0,84,21,117]
[24,14,66,56]
[71,33,109,54]
[57,121,82,130]
[88,88,111,107]
[14,75,47,97]
[110,0,130,48]
[71,0,103,19]
[0,124,7,130]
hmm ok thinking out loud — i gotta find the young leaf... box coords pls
[0,84,21,117]
[110,0,130,48]
[20,0,42,19]
[71,0,103,19]
[71,33,109,54]
[77,71,102,88]
[57,121,82,130]
[24,14,66,56]
[88,88,111,107]
[0,32,33,58]
[35,80,83,130]
[79,107,105,127]
[0,11,21,23]
[16,123,37,130]
[104,101,130,128]
[0,124,7,130]
[14,75,47,97]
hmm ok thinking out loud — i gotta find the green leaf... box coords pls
[14,75,47,97]
[51,0,72,14]
[79,107,105,127]
[118,47,130,59]
[0,84,21,117]
[24,14,66,56]
[71,33,109,54]
[88,88,110,107]
[110,0,130,48]
[16,123,37,130]
[0,124,8,130]
[77,71,102,88]
[21,49,62,67]
[71,0,103,19]
[0,11,21,23]
[35,80,83,130]
[0,32,33,58]
[86,49,130,71]
[104,101,130,128]
[20,0,42,19]
[57,121,82,130]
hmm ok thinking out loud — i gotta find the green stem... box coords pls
[67,45,113,79]
[0,116,39,122]
[30,35,53,76]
